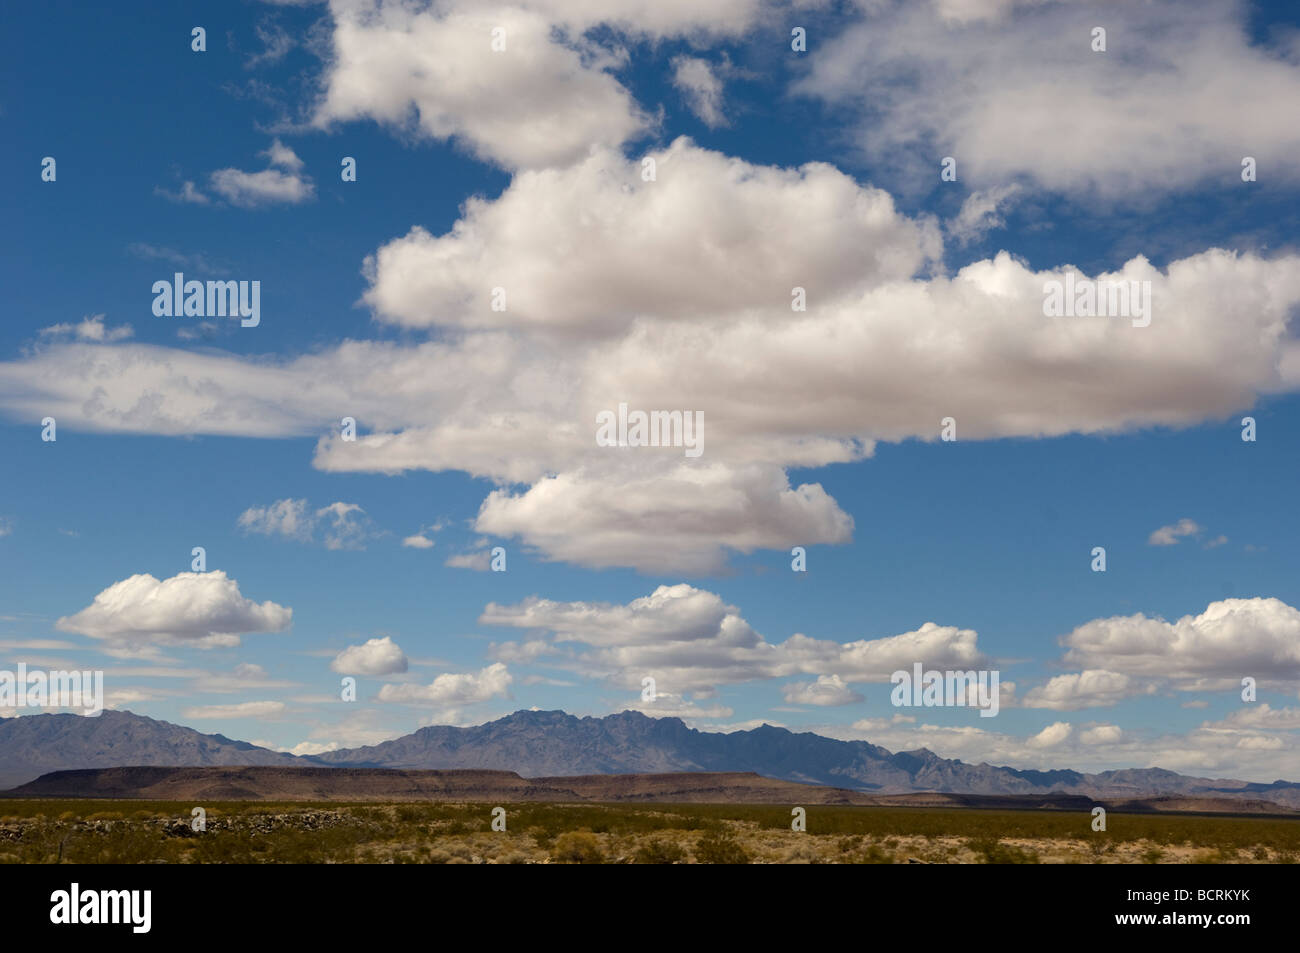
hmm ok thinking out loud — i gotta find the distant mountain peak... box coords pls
[2,707,1297,809]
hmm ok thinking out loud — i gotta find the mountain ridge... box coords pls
[3,708,1298,808]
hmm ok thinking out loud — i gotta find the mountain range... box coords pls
[3,708,1298,808]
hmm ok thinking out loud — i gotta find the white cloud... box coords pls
[39,315,132,343]
[1079,724,1123,745]
[208,141,314,208]
[309,0,776,170]
[7,139,1300,570]
[312,2,648,170]
[1061,597,1300,686]
[1022,670,1152,711]
[474,463,852,573]
[239,499,314,541]
[284,740,339,756]
[238,499,376,550]
[782,673,864,707]
[1215,704,1300,732]
[55,571,292,657]
[315,501,373,550]
[1027,721,1072,748]
[946,184,1021,244]
[445,549,492,571]
[103,688,172,708]
[376,662,512,705]
[360,139,937,332]
[331,636,409,676]
[834,698,1300,782]
[671,55,727,127]
[401,519,447,549]
[627,692,734,720]
[154,180,209,204]
[1148,518,1203,546]
[184,700,286,719]
[210,167,314,207]
[796,0,1300,196]
[264,138,304,171]
[482,583,987,695]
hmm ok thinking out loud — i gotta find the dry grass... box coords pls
[1,800,1296,864]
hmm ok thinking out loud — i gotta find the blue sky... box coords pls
[2,0,1299,780]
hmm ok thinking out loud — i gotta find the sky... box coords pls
[2,0,1299,781]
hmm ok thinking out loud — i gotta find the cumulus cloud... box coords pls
[1022,670,1153,711]
[1027,721,1072,748]
[312,1,647,170]
[209,167,312,207]
[483,583,987,695]
[1079,724,1123,746]
[7,138,1300,570]
[796,0,1300,196]
[475,463,852,573]
[782,673,864,707]
[376,662,512,706]
[331,636,409,676]
[55,571,292,657]
[263,138,304,171]
[1060,597,1300,688]
[1000,597,1300,710]
[309,0,779,170]
[209,140,315,207]
[399,520,447,550]
[360,139,938,332]
[1215,704,1300,732]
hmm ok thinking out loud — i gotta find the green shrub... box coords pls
[850,844,895,864]
[633,838,688,864]
[550,831,606,864]
[694,829,752,865]
[967,837,1039,864]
